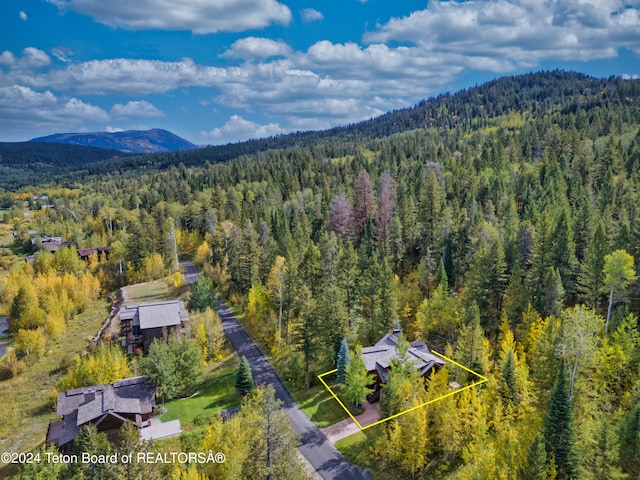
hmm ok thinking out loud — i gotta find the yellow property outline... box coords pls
[317,351,488,430]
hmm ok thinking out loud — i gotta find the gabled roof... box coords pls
[360,331,445,381]
[49,376,156,448]
[57,376,156,422]
[120,300,188,330]
[139,301,185,329]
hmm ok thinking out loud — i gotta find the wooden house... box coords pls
[360,329,445,403]
[46,376,156,452]
[120,300,189,353]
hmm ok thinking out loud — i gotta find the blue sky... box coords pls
[1,0,639,144]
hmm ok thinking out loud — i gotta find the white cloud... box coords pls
[622,73,640,80]
[19,11,28,21]
[203,115,286,143]
[3,0,640,140]
[105,126,124,132]
[0,51,16,66]
[11,57,227,95]
[301,8,323,22]
[51,47,72,63]
[111,100,164,118]
[49,0,292,33]
[364,0,640,67]
[20,47,51,69]
[223,37,292,60]
[0,85,109,133]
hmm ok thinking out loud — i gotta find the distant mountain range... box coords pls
[1,71,638,191]
[29,128,198,154]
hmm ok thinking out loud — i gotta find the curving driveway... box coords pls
[216,302,371,480]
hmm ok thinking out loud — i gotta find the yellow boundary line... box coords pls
[317,351,488,431]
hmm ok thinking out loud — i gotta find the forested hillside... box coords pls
[3,70,640,479]
[0,142,125,190]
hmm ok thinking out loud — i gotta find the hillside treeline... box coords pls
[5,71,640,478]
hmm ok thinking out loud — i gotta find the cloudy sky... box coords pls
[1,0,639,144]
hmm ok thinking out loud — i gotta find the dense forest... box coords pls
[3,70,640,479]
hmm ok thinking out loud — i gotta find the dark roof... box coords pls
[77,246,110,257]
[56,376,155,420]
[360,332,445,380]
[48,376,156,448]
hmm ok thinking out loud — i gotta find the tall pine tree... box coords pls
[336,338,350,383]
[543,362,579,479]
[519,433,551,480]
[577,220,608,311]
[236,356,255,395]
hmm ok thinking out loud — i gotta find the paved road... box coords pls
[0,316,8,358]
[179,261,199,286]
[217,302,371,480]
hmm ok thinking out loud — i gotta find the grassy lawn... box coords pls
[335,430,377,474]
[123,280,176,305]
[0,299,110,479]
[160,350,242,430]
[0,228,14,247]
[288,383,350,428]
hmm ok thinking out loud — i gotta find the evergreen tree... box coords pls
[619,401,640,477]
[434,256,448,290]
[68,424,114,480]
[519,433,551,480]
[500,349,518,406]
[577,220,608,311]
[417,249,434,298]
[529,211,554,314]
[336,338,350,383]
[544,362,579,479]
[18,445,66,480]
[502,260,528,334]
[242,385,302,480]
[189,275,217,311]
[548,208,578,302]
[419,168,442,254]
[235,356,255,395]
[117,421,153,480]
[455,302,490,383]
[443,234,456,290]
[464,237,507,336]
[541,266,565,318]
[378,252,398,337]
[588,418,627,480]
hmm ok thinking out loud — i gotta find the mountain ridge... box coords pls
[29,128,198,154]
[1,70,638,190]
